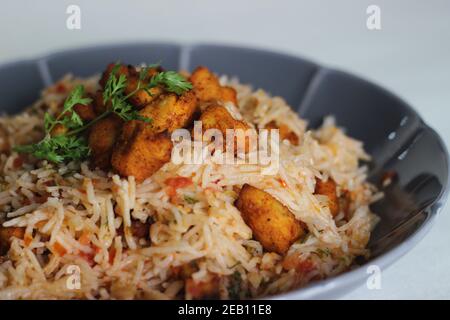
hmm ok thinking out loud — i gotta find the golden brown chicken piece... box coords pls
[339,189,352,220]
[198,104,251,153]
[220,86,238,105]
[315,177,340,217]
[199,105,248,133]
[0,226,24,254]
[111,121,173,183]
[124,66,164,108]
[110,90,196,182]
[88,115,123,169]
[93,90,110,115]
[124,76,163,109]
[73,102,97,122]
[265,120,299,146]
[139,91,198,133]
[189,66,238,105]
[235,184,304,255]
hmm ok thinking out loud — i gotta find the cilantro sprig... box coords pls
[45,85,90,132]
[147,71,193,95]
[136,63,193,96]
[14,85,93,163]
[102,63,153,124]
[14,61,193,164]
[15,134,90,163]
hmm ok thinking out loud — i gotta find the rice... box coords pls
[0,73,379,300]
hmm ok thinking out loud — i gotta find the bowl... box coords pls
[0,42,448,299]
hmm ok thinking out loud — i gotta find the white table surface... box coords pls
[1,0,449,299]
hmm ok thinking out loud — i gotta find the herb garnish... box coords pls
[184,195,198,204]
[147,71,193,95]
[313,248,332,259]
[14,62,192,163]
[227,271,242,299]
[14,85,93,163]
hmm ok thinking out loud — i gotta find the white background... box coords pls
[0,0,449,299]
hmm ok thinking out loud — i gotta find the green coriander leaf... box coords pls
[14,135,90,163]
[59,109,84,130]
[14,137,63,163]
[103,63,127,103]
[147,71,192,95]
[44,84,92,134]
[63,85,92,113]
[44,113,56,132]
[110,96,152,123]
[59,135,90,161]
[227,271,242,300]
[314,248,331,258]
[138,62,161,82]
[134,114,153,124]
[184,195,198,204]
[70,110,84,127]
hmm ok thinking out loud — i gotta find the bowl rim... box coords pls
[0,41,449,299]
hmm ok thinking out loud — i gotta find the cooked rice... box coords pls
[0,73,379,299]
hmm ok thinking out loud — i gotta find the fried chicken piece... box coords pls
[139,91,198,133]
[235,184,304,255]
[315,177,340,217]
[189,66,237,105]
[73,102,97,122]
[124,66,164,108]
[111,121,173,182]
[198,104,251,153]
[93,90,110,115]
[265,120,299,146]
[88,115,123,169]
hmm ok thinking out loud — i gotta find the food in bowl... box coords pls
[0,62,380,299]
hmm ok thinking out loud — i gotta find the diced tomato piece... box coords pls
[24,234,33,246]
[34,194,49,204]
[79,251,95,266]
[277,178,287,188]
[43,180,56,187]
[53,242,67,256]
[165,176,193,189]
[55,83,66,93]
[108,247,116,264]
[185,276,220,300]
[297,259,315,274]
[13,156,24,168]
[78,232,91,246]
[165,176,193,203]
[283,255,315,274]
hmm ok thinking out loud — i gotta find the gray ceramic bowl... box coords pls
[0,43,448,299]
